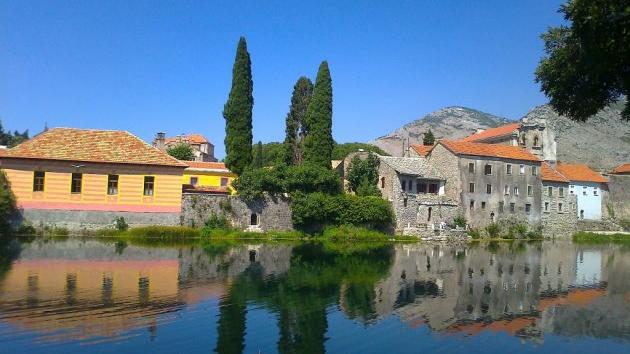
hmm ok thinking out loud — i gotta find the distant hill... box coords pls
[370,102,630,171]
[370,106,511,156]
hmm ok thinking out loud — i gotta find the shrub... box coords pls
[619,219,630,232]
[126,226,199,239]
[0,170,17,233]
[17,223,36,235]
[526,226,544,240]
[508,223,528,239]
[485,223,501,238]
[468,229,481,239]
[453,215,467,228]
[114,217,129,232]
[322,225,389,242]
[346,153,380,194]
[204,213,231,230]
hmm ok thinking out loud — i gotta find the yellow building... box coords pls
[182,161,236,194]
[0,128,187,229]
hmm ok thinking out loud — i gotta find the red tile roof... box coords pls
[439,140,540,162]
[2,128,187,167]
[185,161,231,172]
[541,162,569,183]
[460,122,521,142]
[165,134,209,145]
[410,144,434,157]
[611,163,630,174]
[555,162,608,183]
[0,148,7,156]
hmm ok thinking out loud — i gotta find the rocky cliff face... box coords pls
[370,106,510,156]
[370,102,629,171]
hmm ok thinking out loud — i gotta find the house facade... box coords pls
[540,163,577,237]
[0,128,187,229]
[182,161,236,194]
[555,162,608,220]
[153,132,217,162]
[428,140,543,228]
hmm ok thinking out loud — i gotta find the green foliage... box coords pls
[283,77,313,165]
[322,225,389,242]
[331,143,388,160]
[0,170,17,233]
[468,229,481,239]
[251,142,285,168]
[453,215,467,228]
[223,37,254,174]
[346,153,380,196]
[535,0,630,121]
[166,142,195,161]
[485,223,501,238]
[620,219,630,232]
[16,223,36,235]
[423,129,435,145]
[254,141,264,168]
[219,199,233,213]
[572,231,630,244]
[526,227,544,240]
[290,192,394,232]
[126,226,200,239]
[0,121,29,147]
[507,223,528,239]
[114,217,129,232]
[303,61,334,168]
[231,167,286,201]
[205,213,231,230]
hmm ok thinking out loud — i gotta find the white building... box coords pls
[556,162,608,220]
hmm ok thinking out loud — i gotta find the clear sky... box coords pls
[1,0,565,158]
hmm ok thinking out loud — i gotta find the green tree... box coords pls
[254,141,264,168]
[331,142,388,160]
[535,0,630,121]
[346,153,381,196]
[283,77,313,165]
[303,61,333,169]
[166,143,195,161]
[0,171,17,233]
[252,142,285,167]
[423,130,435,146]
[0,121,29,147]
[223,37,254,174]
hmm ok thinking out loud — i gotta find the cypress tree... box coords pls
[302,61,333,169]
[283,77,313,165]
[223,37,253,175]
[254,141,264,168]
[423,129,435,146]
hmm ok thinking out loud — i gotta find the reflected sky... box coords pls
[0,238,628,353]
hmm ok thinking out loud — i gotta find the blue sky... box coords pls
[1,0,565,158]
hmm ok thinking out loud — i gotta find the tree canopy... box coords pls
[535,0,630,121]
[331,143,388,160]
[0,121,29,148]
[283,77,313,165]
[166,143,195,161]
[223,37,254,174]
[346,153,381,197]
[423,130,435,146]
[303,61,334,168]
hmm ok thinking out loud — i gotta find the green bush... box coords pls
[508,223,528,239]
[17,223,37,235]
[572,232,630,244]
[114,217,129,232]
[485,223,501,238]
[468,229,481,239]
[526,226,544,240]
[322,225,389,241]
[126,226,200,239]
[0,170,17,233]
[204,213,231,230]
[453,215,467,228]
[619,219,630,232]
[346,153,380,196]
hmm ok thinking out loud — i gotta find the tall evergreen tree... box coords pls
[302,61,333,169]
[423,130,435,146]
[223,37,254,175]
[254,141,264,168]
[283,77,313,165]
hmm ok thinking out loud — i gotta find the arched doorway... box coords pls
[250,213,258,225]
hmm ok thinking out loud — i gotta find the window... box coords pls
[486,184,492,194]
[548,186,553,197]
[468,163,475,173]
[481,201,486,209]
[143,176,155,196]
[533,136,539,147]
[469,182,475,193]
[519,164,525,175]
[506,164,512,175]
[250,213,258,225]
[484,164,492,175]
[71,173,82,194]
[403,197,408,207]
[532,166,538,176]
[504,185,510,195]
[527,185,533,197]
[499,202,504,213]
[514,186,519,196]
[582,186,587,196]
[402,180,406,191]
[525,203,531,214]
[544,202,549,211]
[509,203,515,213]
[469,200,475,210]
[558,203,563,212]
[107,175,119,195]
[33,171,45,192]
[221,177,228,187]
[427,207,432,222]
[381,177,385,188]
[190,177,198,186]
[428,183,438,194]
[418,182,427,194]
[559,187,564,197]
[593,187,598,196]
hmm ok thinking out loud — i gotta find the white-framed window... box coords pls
[514,186,519,196]
[519,164,525,175]
[504,185,510,195]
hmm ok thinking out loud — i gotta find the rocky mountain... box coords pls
[370,106,511,156]
[370,102,630,171]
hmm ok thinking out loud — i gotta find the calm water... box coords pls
[0,238,628,354]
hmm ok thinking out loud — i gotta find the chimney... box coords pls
[155,132,166,150]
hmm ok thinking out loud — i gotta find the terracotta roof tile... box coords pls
[541,163,569,183]
[185,161,231,172]
[165,134,209,145]
[410,144,435,157]
[2,128,187,167]
[611,163,630,174]
[439,140,540,162]
[460,122,521,142]
[555,162,608,183]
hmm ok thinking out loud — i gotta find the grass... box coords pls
[572,232,630,244]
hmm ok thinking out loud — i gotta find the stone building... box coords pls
[153,132,217,162]
[427,140,543,228]
[606,163,630,220]
[540,163,577,237]
[555,162,608,220]
[376,155,458,232]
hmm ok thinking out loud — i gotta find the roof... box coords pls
[541,163,569,183]
[379,156,443,179]
[410,144,435,157]
[460,122,521,142]
[0,148,6,156]
[165,134,209,145]
[183,185,230,194]
[2,128,187,167]
[439,140,540,162]
[611,163,630,174]
[185,161,231,172]
[555,162,608,183]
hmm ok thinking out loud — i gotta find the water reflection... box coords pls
[0,238,628,353]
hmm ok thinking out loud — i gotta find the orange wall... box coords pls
[1,158,185,212]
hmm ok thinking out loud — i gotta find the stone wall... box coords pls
[181,193,293,231]
[541,181,577,238]
[19,209,180,231]
[606,174,630,220]
[426,144,461,202]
